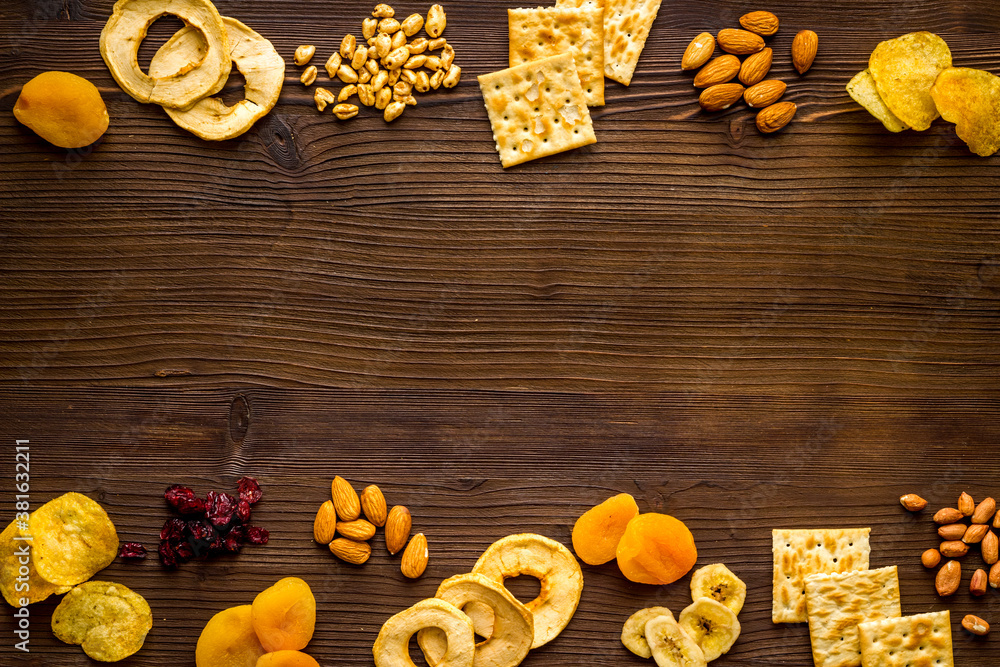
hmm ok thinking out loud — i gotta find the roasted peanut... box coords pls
[333,103,359,120]
[938,523,967,541]
[384,100,405,122]
[934,507,964,524]
[442,64,461,88]
[341,34,358,59]
[338,84,358,102]
[982,530,999,565]
[959,492,976,516]
[940,540,970,557]
[972,497,996,524]
[425,4,446,38]
[294,44,316,66]
[921,548,942,568]
[964,523,989,544]
[900,494,928,511]
[935,560,961,596]
[300,65,318,86]
[314,86,335,111]
[401,13,424,36]
[325,53,343,78]
[990,560,1000,588]
[971,568,988,596]
[962,614,990,636]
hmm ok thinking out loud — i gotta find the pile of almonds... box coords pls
[293,3,460,123]
[681,11,818,133]
[315,476,429,579]
[900,491,998,636]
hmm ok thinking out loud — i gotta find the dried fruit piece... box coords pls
[238,477,263,505]
[165,484,206,514]
[52,581,152,662]
[251,577,317,653]
[677,598,741,661]
[791,30,818,74]
[29,492,118,586]
[361,485,388,526]
[385,505,412,554]
[621,607,674,658]
[205,491,238,528]
[313,500,337,544]
[644,613,707,667]
[899,493,928,511]
[616,513,697,586]
[689,563,746,614]
[682,32,715,71]
[401,533,428,579]
[374,598,474,667]
[256,651,322,667]
[332,477,361,521]
[739,11,779,37]
[196,604,266,667]
[13,71,110,148]
[571,492,639,565]
[330,538,371,564]
[118,542,147,559]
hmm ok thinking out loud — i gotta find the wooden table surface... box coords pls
[1,0,999,665]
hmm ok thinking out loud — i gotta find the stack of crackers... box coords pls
[773,528,954,667]
[476,0,663,167]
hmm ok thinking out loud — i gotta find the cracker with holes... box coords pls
[477,53,597,168]
[508,6,605,106]
[772,528,871,623]
[805,566,901,667]
[857,610,953,667]
[598,0,662,85]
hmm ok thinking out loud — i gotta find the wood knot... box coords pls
[726,116,746,146]
[229,394,251,444]
[259,115,301,170]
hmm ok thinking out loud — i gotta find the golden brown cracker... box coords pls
[858,610,953,667]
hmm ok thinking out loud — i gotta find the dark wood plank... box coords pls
[1,388,998,665]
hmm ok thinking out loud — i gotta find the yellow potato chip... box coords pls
[868,32,952,131]
[52,580,152,662]
[0,520,69,606]
[930,66,1000,157]
[29,492,118,586]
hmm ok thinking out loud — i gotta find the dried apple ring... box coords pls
[416,573,533,667]
[148,17,285,140]
[472,533,583,648]
[99,0,231,109]
[373,598,474,667]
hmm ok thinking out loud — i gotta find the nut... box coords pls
[940,540,970,558]
[935,559,961,596]
[429,69,445,89]
[400,533,429,578]
[313,499,337,543]
[442,64,461,88]
[372,3,394,18]
[300,65,318,87]
[357,68,372,84]
[440,44,455,70]
[352,45,369,70]
[921,548,942,568]
[964,523,989,544]
[341,34,358,60]
[363,18,378,40]
[425,4,447,38]
[971,568,988,596]
[982,530,998,565]
[693,54,741,88]
[375,32,392,58]
[360,484,388,526]
[391,30,407,50]
[325,53,343,79]
[755,101,796,133]
[400,94,417,106]
[424,55,443,71]
[717,28,764,55]
[378,18,401,34]
[329,537,371,564]
[385,504,412,553]
[332,475,361,520]
[294,44,316,66]
[962,614,990,636]
[792,30,818,74]
[681,32,715,71]
[338,84,358,102]
[959,491,975,516]
[739,47,772,86]
[933,507,964,524]
[366,59,380,77]
[375,86,392,109]
[338,518,377,540]
[899,493,928,512]
[972,497,996,524]
[698,83,745,111]
[393,80,413,98]
[408,37,428,55]
[400,69,417,85]
[739,10,779,36]
[404,54,427,69]
[401,13,424,37]
[938,523,967,541]
[414,70,430,93]
[314,87,335,112]
[744,79,786,108]
[991,561,1000,588]
[384,46,410,70]
[372,69,390,91]
[357,83,375,106]
[337,63,360,84]
[428,37,447,51]
[388,68,401,86]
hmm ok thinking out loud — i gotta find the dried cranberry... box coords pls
[158,541,178,569]
[160,518,187,544]
[223,534,242,552]
[119,542,147,559]
[235,499,252,523]
[208,535,226,555]
[244,526,269,545]
[205,491,237,528]
[164,484,206,515]
[237,476,262,505]
[185,519,216,543]
[174,542,195,561]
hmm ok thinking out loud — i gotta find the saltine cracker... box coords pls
[857,610,953,667]
[804,566,901,667]
[477,53,597,168]
[601,0,663,85]
[772,528,871,623]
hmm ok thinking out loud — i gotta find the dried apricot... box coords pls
[616,513,697,585]
[251,577,316,652]
[256,650,321,667]
[13,71,109,148]
[572,493,640,565]
[196,605,266,667]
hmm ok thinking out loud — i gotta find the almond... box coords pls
[935,559,961,596]
[337,518,377,541]
[972,497,996,524]
[682,32,715,71]
[739,10,779,36]
[385,504,412,554]
[991,561,1000,588]
[331,476,361,521]
[962,614,990,636]
[717,28,764,55]
[755,101,796,133]
[964,523,989,544]
[329,537,371,564]
[693,54,741,88]
[361,484,388,526]
[744,79,786,108]
[933,507,963,524]
[313,499,338,544]
[982,530,998,565]
[699,83,745,112]
[400,532,428,578]
[791,29,818,74]
[739,47,772,86]
[958,491,975,516]
[921,548,942,568]
[938,523,967,541]
[970,568,988,596]
[940,540,970,557]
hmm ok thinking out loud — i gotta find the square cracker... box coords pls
[508,6,605,106]
[805,566,901,667]
[598,0,663,85]
[772,528,871,623]
[857,610,953,667]
[477,53,597,168]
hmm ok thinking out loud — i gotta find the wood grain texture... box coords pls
[1,388,999,665]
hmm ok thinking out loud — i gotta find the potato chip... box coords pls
[868,32,951,131]
[930,66,1000,157]
[29,492,118,586]
[846,69,909,133]
[0,520,69,606]
[52,580,152,662]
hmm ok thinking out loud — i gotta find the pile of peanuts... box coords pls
[293,3,461,123]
